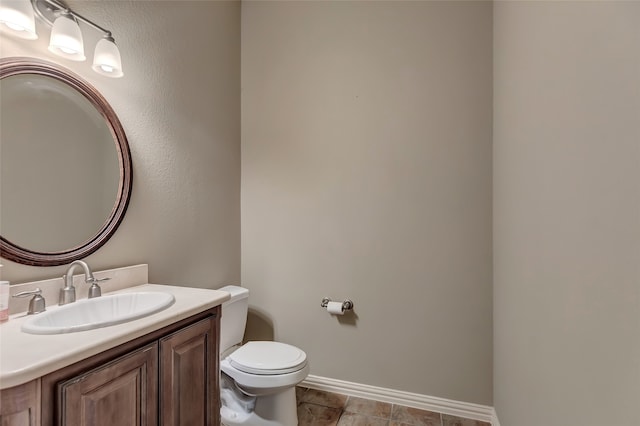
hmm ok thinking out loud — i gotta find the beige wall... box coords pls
[242,1,493,404]
[7,1,635,417]
[0,1,241,289]
[494,2,640,425]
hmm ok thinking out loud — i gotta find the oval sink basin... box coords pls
[21,292,175,335]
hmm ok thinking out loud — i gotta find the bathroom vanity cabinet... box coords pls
[0,380,40,426]
[57,343,159,425]
[0,307,220,426]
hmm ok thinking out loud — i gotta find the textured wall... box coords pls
[241,1,493,404]
[0,1,241,289]
[493,2,640,425]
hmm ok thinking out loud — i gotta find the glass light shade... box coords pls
[92,38,123,78]
[48,15,85,61]
[0,0,37,39]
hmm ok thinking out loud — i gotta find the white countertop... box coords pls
[0,284,230,390]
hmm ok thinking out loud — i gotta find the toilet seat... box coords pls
[228,341,307,375]
[221,358,310,394]
[221,341,309,394]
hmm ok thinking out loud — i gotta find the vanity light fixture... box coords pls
[0,0,37,39]
[0,0,123,77]
[48,13,85,61]
[92,36,123,78]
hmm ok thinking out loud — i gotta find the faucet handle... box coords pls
[86,277,110,299]
[13,288,46,315]
[86,277,111,284]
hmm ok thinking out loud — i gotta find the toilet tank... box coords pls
[218,285,249,355]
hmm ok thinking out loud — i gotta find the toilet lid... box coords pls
[228,341,307,375]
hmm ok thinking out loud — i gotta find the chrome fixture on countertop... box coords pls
[12,288,46,314]
[59,260,110,305]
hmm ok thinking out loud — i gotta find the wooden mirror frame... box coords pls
[0,58,132,266]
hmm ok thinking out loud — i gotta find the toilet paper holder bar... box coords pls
[321,297,354,311]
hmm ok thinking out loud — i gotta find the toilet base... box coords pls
[221,387,298,426]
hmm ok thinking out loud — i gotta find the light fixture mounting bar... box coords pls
[37,0,112,37]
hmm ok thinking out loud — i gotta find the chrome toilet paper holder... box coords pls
[321,297,354,312]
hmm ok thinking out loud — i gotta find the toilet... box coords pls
[218,285,309,426]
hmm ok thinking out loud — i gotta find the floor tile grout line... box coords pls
[297,386,484,426]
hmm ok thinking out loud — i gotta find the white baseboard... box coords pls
[301,375,496,424]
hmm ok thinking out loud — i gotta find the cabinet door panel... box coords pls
[160,317,217,426]
[0,379,40,426]
[58,343,158,426]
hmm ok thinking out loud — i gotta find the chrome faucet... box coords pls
[59,260,95,305]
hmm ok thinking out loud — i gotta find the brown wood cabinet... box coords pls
[0,379,41,426]
[160,317,218,426]
[58,343,158,426]
[0,307,220,426]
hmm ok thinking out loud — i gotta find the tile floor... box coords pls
[296,387,491,426]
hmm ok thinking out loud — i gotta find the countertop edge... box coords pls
[0,284,230,390]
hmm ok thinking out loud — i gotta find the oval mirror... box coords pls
[0,58,132,266]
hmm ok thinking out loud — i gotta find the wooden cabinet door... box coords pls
[57,343,158,426]
[159,316,218,426]
[0,379,40,426]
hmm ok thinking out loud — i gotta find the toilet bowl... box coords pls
[218,286,309,426]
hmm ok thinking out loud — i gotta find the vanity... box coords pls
[0,265,230,426]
